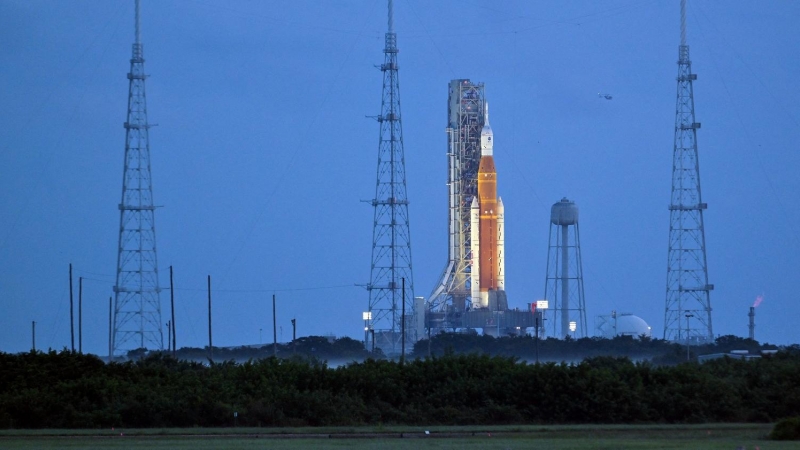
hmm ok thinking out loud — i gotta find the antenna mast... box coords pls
[664,0,713,342]
[112,0,164,355]
[135,0,140,45]
[366,0,415,356]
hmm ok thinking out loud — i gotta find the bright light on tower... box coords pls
[536,300,549,310]
[569,321,577,332]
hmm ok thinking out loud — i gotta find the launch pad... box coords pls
[424,304,538,337]
[425,79,532,336]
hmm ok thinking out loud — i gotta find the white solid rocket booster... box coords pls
[470,197,481,308]
[497,196,504,291]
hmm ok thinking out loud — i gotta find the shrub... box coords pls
[770,417,800,440]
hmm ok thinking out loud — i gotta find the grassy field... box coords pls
[0,423,790,449]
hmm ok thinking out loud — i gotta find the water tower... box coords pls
[543,198,587,338]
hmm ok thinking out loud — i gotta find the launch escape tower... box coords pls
[663,0,713,342]
[543,198,587,338]
[428,80,486,320]
[112,0,164,356]
[366,0,416,354]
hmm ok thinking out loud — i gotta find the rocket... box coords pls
[470,102,505,309]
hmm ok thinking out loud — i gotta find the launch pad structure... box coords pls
[428,79,484,316]
[427,80,535,335]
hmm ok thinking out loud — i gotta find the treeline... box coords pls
[155,333,780,366]
[150,336,374,364]
[413,333,781,364]
[1,349,799,428]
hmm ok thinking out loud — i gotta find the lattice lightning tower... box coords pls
[112,0,163,355]
[366,0,415,355]
[664,0,713,342]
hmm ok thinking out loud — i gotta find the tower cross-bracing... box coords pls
[664,0,713,342]
[112,0,163,356]
[428,80,485,320]
[367,0,415,355]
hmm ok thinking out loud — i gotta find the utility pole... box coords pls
[32,321,36,352]
[170,265,176,357]
[291,318,296,354]
[685,313,694,361]
[166,321,171,353]
[69,263,74,352]
[272,294,277,357]
[78,276,83,354]
[208,275,213,361]
[401,277,405,364]
[108,296,112,361]
[535,314,540,364]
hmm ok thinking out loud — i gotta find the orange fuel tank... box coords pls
[478,153,498,291]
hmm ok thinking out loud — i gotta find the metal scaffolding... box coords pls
[428,80,485,324]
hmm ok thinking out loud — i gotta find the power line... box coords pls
[78,276,356,294]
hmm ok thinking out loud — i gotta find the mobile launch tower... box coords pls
[663,0,714,342]
[429,80,486,316]
[111,0,164,356]
[366,0,416,355]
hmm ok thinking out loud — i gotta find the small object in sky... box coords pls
[598,92,613,100]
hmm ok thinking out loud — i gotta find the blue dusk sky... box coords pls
[1,0,798,354]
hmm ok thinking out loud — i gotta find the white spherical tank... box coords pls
[551,197,578,225]
[600,314,652,339]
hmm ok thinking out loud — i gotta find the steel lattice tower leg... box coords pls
[664,0,713,342]
[112,0,163,356]
[367,0,415,356]
[543,198,587,339]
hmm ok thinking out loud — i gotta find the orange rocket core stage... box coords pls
[470,100,504,309]
[478,154,498,291]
